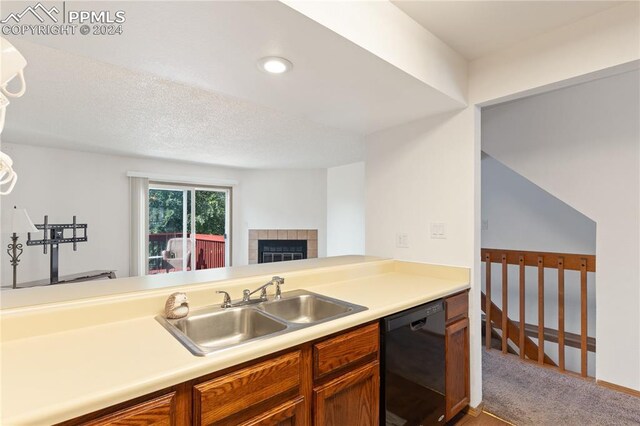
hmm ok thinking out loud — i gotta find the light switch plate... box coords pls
[430,223,447,239]
[396,233,409,248]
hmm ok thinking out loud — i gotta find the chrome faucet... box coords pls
[273,276,284,300]
[216,290,232,308]
[243,280,273,302]
[216,276,286,308]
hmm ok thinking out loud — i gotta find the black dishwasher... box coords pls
[380,299,446,425]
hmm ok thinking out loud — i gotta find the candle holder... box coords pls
[7,233,23,289]
[5,206,38,289]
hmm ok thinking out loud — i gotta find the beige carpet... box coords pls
[482,349,640,425]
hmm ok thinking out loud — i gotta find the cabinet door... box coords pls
[84,392,176,426]
[238,396,307,426]
[445,317,470,421]
[313,361,379,426]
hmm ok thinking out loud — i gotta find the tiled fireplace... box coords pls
[248,229,318,264]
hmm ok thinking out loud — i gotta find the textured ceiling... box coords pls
[3,41,364,169]
[393,1,623,60]
[1,1,464,168]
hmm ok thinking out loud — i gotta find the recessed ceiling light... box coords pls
[257,57,293,74]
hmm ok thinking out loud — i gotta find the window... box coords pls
[147,183,230,274]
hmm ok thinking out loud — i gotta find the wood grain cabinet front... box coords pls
[82,392,177,426]
[237,396,307,426]
[444,315,470,421]
[193,350,302,426]
[445,291,469,324]
[313,361,380,426]
[313,322,379,380]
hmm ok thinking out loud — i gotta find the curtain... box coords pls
[129,176,149,276]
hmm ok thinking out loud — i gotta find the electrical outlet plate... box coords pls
[396,232,409,248]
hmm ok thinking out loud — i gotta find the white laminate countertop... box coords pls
[0,257,469,425]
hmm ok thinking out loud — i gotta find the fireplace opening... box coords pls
[258,239,308,263]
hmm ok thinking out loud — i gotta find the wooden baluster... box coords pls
[558,257,565,372]
[519,255,525,359]
[502,254,508,354]
[581,258,588,377]
[485,253,492,350]
[480,247,595,375]
[538,256,544,365]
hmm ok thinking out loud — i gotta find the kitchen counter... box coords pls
[0,256,469,425]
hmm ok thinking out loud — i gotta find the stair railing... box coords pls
[481,248,596,377]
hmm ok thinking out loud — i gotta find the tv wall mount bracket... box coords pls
[26,215,87,284]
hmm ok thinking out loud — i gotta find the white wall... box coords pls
[327,162,365,256]
[236,168,328,265]
[481,154,597,375]
[470,2,640,104]
[281,0,467,104]
[482,70,640,390]
[482,155,596,253]
[0,143,328,285]
[366,110,477,265]
[366,107,482,405]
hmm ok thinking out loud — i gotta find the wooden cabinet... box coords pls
[193,350,302,425]
[82,392,177,426]
[238,396,307,426]
[445,291,468,323]
[444,291,470,421]
[191,323,380,426]
[313,362,379,426]
[312,323,379,426]
[313,323,378,380]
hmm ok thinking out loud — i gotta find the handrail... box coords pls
[481,248,595,272]
[481,248,595,377]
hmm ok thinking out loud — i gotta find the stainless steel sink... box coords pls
[157,306,289,356]
[257,290,367,324]
[157,289,367,356]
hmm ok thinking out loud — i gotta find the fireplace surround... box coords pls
[248,229,317,264]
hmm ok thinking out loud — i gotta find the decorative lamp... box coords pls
[0,36,28,195]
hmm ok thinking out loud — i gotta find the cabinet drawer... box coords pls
[445,292,468,323]
[194,350,301,425]
[83,392,175,426]
[313,323,378,380]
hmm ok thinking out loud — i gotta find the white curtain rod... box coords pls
[126,171,238,187]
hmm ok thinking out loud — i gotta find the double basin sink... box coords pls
[157,289,367,356]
